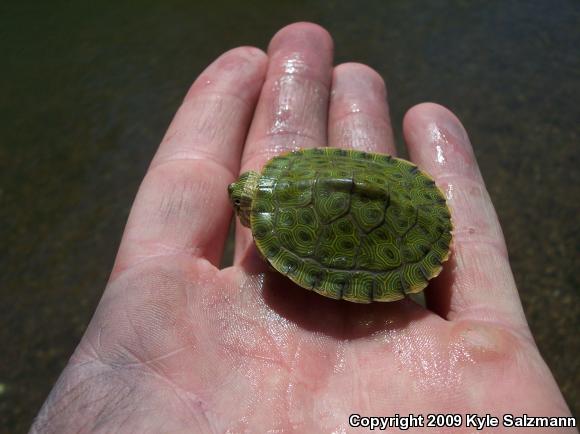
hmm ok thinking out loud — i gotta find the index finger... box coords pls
[111,47,267,278]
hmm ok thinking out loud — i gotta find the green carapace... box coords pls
[228,148,452,303]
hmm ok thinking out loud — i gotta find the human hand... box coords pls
[32,23,573,433]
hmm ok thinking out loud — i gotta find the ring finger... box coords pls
[328,62,396,155]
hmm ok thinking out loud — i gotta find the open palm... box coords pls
[32,23,573,433]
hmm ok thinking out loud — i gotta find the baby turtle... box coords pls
[228,148,452,303]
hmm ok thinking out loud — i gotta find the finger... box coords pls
[234,22,334,261]
[328,63,396,155]
[112,47,267,278]
[327,64,425,312]
[403,103,528,329]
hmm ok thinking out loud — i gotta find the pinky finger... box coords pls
[403,103,529,331]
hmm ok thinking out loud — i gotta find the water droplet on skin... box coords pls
[330,424,348,434]
[428,122,449,164]
[429,121,447,142]
[282,53,307,74]
[349,102,361,113]
[387,327,477,391]
[426,120,479,179]
[279,103,291,113]
[436,144,446,163]
[269,75,299,135]
[333,354,346,374]
[445,183,455,200]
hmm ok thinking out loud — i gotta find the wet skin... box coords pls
[31,23,574,433]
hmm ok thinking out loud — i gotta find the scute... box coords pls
[249,147,452,303]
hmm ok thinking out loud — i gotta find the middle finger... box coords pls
[235,23,334,259]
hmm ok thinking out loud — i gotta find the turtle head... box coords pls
[228,171,260,228]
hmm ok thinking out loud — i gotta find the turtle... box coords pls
[228,147,452,303]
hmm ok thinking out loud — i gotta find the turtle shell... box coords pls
[250,147,452,303]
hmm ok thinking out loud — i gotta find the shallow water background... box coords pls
[1,1,578,430]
